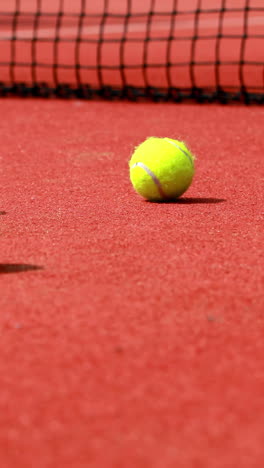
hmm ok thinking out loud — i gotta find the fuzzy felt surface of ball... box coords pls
[129,137,195,201]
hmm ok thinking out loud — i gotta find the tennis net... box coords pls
[0,0,263,102]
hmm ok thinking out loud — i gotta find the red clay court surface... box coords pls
[0,99,263,468]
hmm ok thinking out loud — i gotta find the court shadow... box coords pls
[0,264,43,274]
[147,197,226,204]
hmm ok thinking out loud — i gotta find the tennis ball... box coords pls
[129,137,195,201]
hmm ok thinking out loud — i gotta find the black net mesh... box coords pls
[0,0,263,102]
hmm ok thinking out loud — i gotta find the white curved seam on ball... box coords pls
[131,162,167,199]
[164,138,193,166]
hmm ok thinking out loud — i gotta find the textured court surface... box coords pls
[0,99,263,467]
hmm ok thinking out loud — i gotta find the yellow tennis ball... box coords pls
[129,137,195,201]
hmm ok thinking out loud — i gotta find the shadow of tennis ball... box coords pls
[175,197,226,204]
[146,197,226,204]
